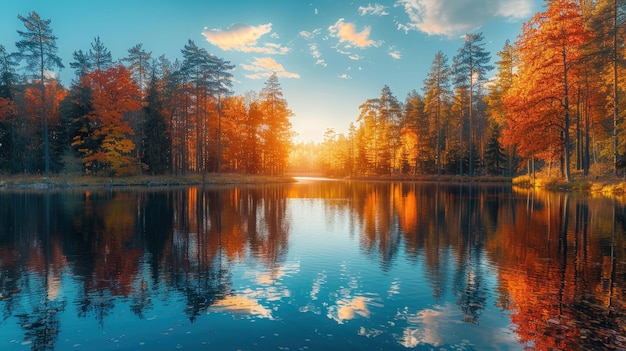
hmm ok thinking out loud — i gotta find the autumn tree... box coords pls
[259,73,293,175]
[587,0,626,173]
[423,51,452,175]
[62,78,94,171]
[217,90,265,175]
[66,38,116,171]
[320,128,337,174]
[288,140,322,174]
[357,98,379,173]
[356,85,402,175]
[220,95,248,171]
[318,128,354,176]
[15,11,64,177]
[505,0,588,182]
[449,81,469,175]
[571,2,611,175]
[486,40,518,176]
[209,55,234,173]
[72,66,141,175]
[379,85,403,174]
[243,96,264,173]
[402,91,426,174]
[177,40,233,174]
[453,32,493,177]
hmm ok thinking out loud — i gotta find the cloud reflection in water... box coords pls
[208,294,273,319]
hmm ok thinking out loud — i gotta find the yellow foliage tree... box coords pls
[73,66,141,175]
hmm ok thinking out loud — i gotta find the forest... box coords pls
[0,12,294,177]
[291,0,626,181]
[0,1,625,181]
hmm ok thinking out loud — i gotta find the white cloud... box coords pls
[306,43,327,67]
[358,3,389,16]
[336,48,352,55]
[388,46,401,59]
[348,54,362,61]
[241,57,282,72]
[202,23,289,54]
[495,0,534,19]
[328,18,380,48]
[241,44,290,55]
[202,23,270,49]
[43,70,57,80]
[300,28,322,40]
[338,73,352,79]
[309,44,322,58]
[394,0,533,37]
[241,57,300,79]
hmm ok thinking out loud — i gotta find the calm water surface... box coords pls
[0,178,625,350]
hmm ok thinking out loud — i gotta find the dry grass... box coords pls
[513,163,626,196]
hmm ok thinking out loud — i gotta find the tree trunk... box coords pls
[469,73,474,177]
[217,94,222,174]
[562,45,572,182]
[40,57,50,178]
[613,0,620,175]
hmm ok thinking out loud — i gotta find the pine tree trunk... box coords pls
[613,0,619,175]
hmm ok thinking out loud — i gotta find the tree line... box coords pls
[0,11,294,177]
[292,0,625,180]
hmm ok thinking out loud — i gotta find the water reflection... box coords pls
[0,181,625,350]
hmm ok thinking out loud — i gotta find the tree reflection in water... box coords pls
[0,182,624,350]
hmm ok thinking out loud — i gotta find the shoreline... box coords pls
[0,173,296,190]
[345,174,512,184]
[512,174,626,196]
[330,174,626,197]
[2,172,625,197]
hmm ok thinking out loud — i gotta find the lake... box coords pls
[0,178,625,350]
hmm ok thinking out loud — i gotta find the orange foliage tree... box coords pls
[72,66,141,175]
[504,0,589,181]
[259,73,293,175]
[221,95,249,171]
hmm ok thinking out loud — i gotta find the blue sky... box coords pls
[1,0,541,142]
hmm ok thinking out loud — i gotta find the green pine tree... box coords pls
[142,73,170,175]
[15,11,64,177]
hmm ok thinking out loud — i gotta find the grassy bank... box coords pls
[513,168,626,195]
[0,173,295,190]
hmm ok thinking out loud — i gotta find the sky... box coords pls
[0,0,542,142]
